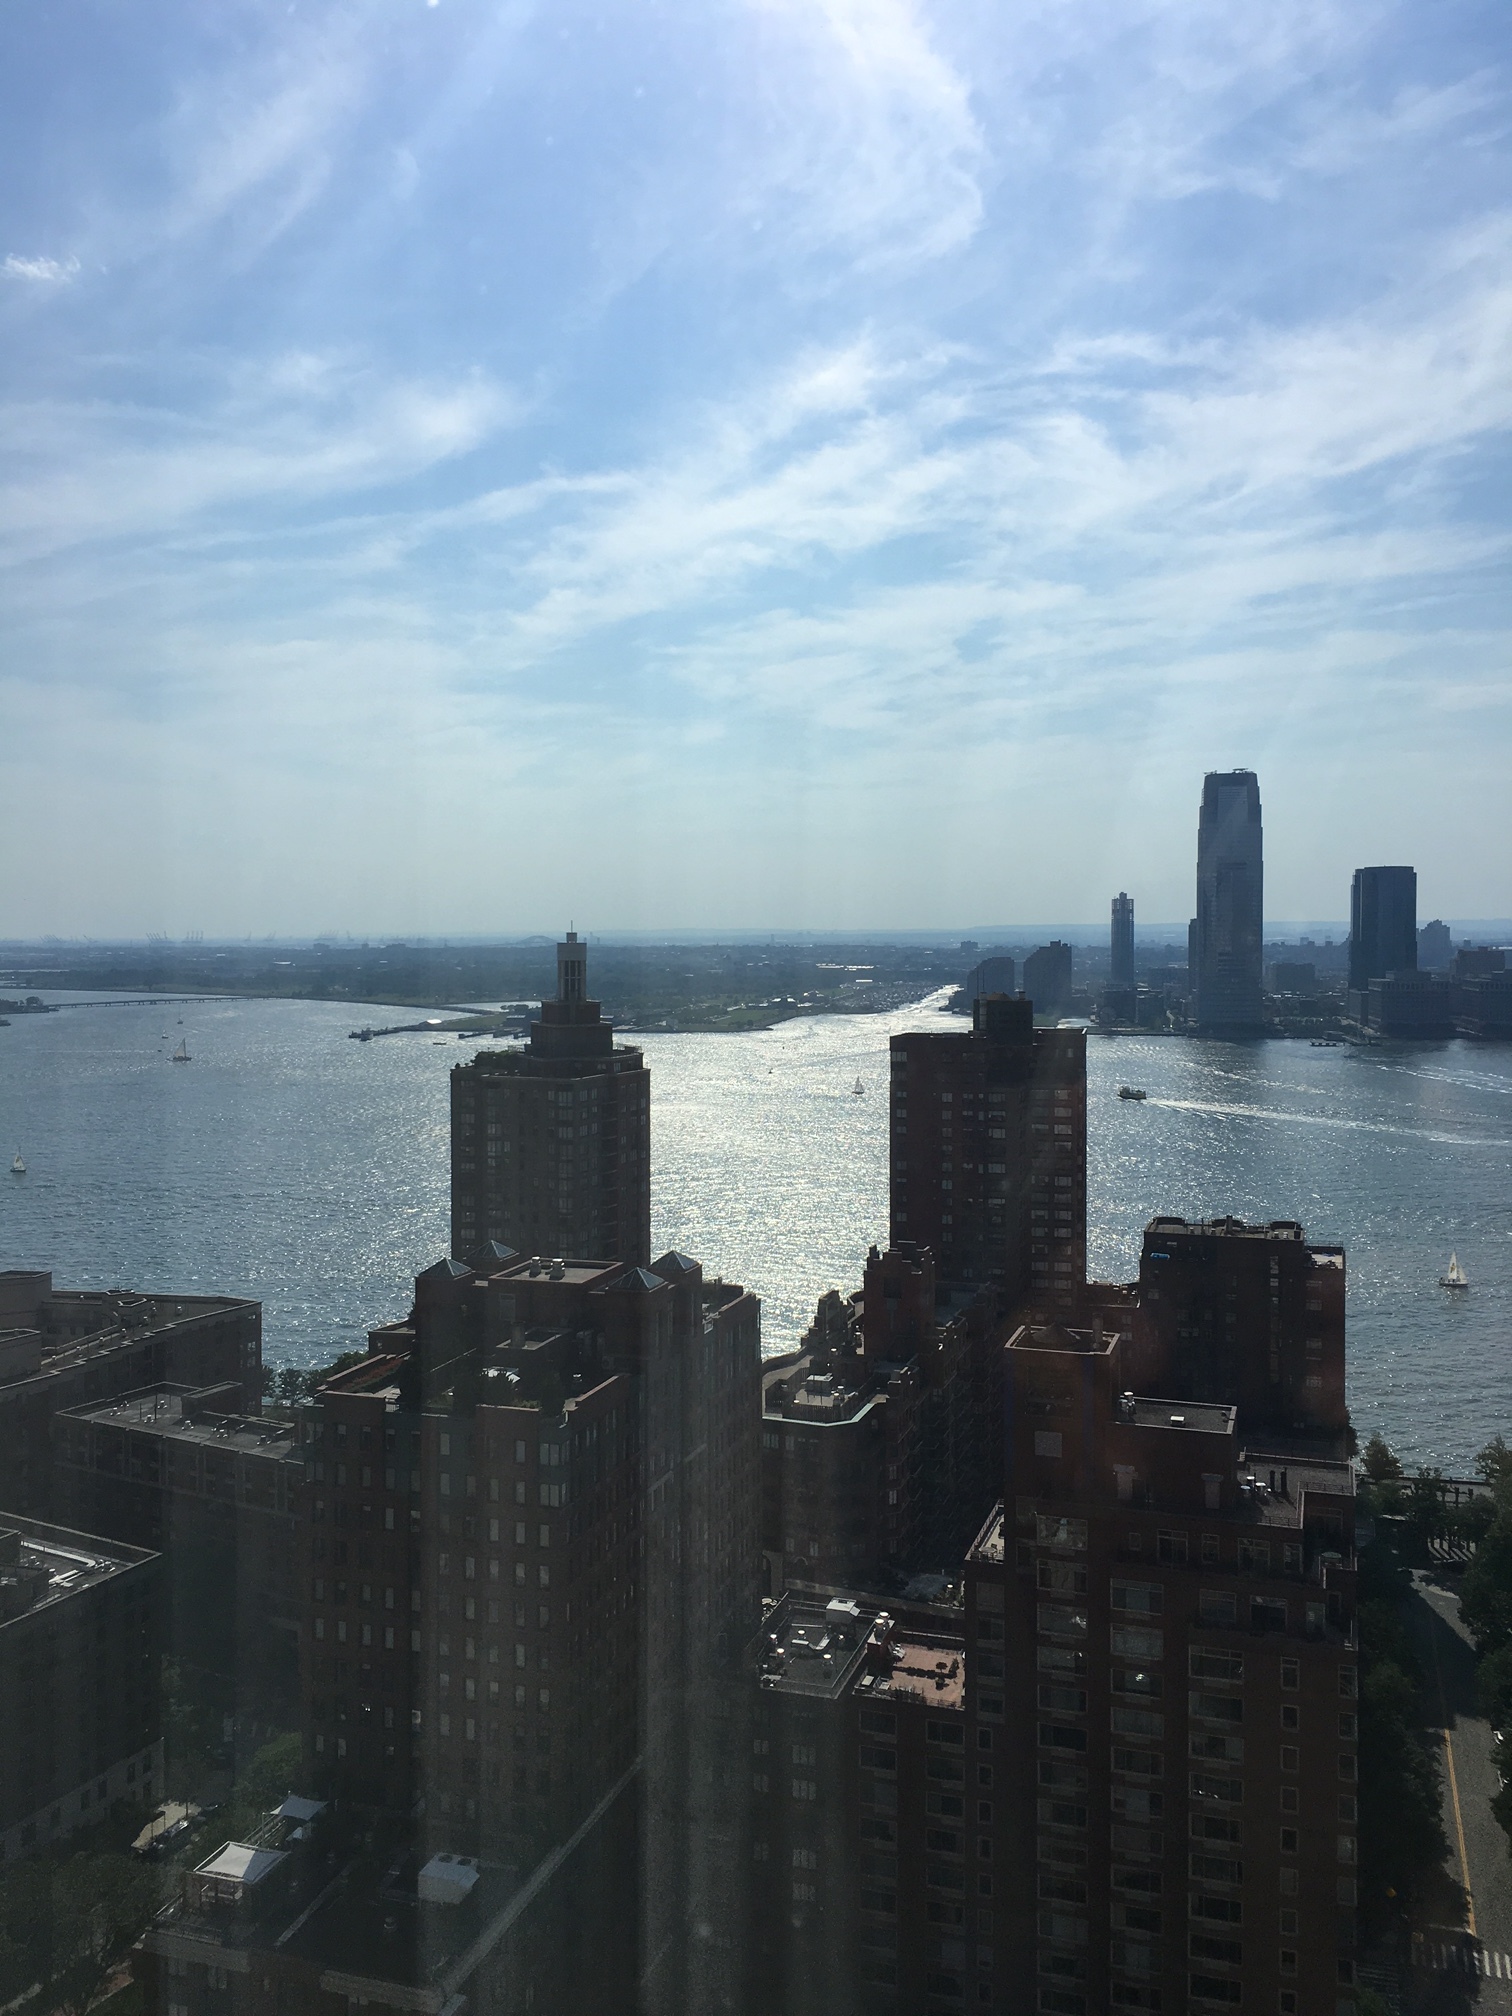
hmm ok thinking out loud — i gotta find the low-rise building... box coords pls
[0,1271,261,1518]
[53,1387,302,1725]
[0,1515,162,1859]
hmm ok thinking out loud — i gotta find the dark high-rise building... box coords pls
[745,1589,970,2015]
[760,1245,1013,1590]
[450,932,651,1265]
[890,995,1086,1313]
[1110,893,1135,988]
[966,953,1016,1004]
[1131,1215,1347,1436]
[1023,941,1074,1015]
[1348,866,1417,993]
[290,1245,762,2012]
[1194,770,1264,1031]
[970,1232,1359,2016]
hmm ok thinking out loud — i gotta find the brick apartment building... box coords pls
[0,1515,163,1860]
[0,1270,262,1518]
[745,1590,978,2015]
[760,1244,1013,1592]
[284,1242,762,2012]
[52,1386,303,1727]
[963,1217,1359,2016]
[889,995,1086,1314]
[450,933,651,1265]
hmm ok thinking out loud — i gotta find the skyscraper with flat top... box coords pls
[1348,866,1417,992]
[1194,770,1264,1030]
[889,994,1086,1312]
[1110,892,1135,988]
[450,932,651,1264]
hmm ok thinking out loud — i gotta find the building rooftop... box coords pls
[879,1634,965,1710]
[1239,1448,1355,1529]
[759,1595,878,1698]
[63,1387,297,1458]
[1145,1215,1310,1244]
[1124,1397,1236,1436]
[761,1349,891,1425]
[0,1516,154,1625]
[195,1842,288,1889]
[969,1506,1006,1564]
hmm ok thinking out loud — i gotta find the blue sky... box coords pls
[1,0,1508,935]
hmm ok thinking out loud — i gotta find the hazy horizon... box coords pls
[8,918,1512,952]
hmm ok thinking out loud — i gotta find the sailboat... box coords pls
[1440,1253,1469,1291]
[171,1037,191,1064]
[9,1151,23,1176]
[853,1078,865,1096]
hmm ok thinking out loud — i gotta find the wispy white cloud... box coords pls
[2,0,1510,930]
[3,253,80,285]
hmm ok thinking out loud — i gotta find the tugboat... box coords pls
[1440,1253,1469,1292]
[1117,1086,1147,1101]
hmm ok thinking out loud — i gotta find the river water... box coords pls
[1,990,1508,1469]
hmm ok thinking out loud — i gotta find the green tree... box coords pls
[1363,1434,1404,1482]
[1477,1645,1512,1731]
[46,1855,163,2016]
[217,1730,304,1844]
[1476,1436,1512,1487]
[1461,1501,1512,1653]
[1359,1644,1444,1921]
[264,1350,368,1405]
[0,1854,163,2016]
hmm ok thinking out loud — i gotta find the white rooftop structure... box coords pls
[418,1853,480,1906]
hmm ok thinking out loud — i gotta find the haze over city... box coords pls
[2,0,1510,936]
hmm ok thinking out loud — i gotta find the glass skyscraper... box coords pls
[1194,769,1264,1030]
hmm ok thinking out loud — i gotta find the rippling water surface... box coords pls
[1,992,1508,1467]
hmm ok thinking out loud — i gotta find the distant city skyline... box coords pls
[9,918,1512,948]
[1,2,1509,937]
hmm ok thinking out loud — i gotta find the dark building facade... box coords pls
[53,1387,303,1729]
[1417,918,1452,969]
[1023,943,1074,1016]
[1348,866,1416,993]
[0,1272,261,1519]
[1110,895,1135,989]
[294,1244,762,2012]
[890,996,1086,1313]
[970,1296,1358,2016]
[745,1590,975,2016]
[0,1515,163,1860]
[760,1246,1013,1591]
[966,955,1016,1005]
[1357,971,1456,1037]
[1131,1217,1347,1437]
[1194,771,1264,1032]
[450,933,651,1266]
